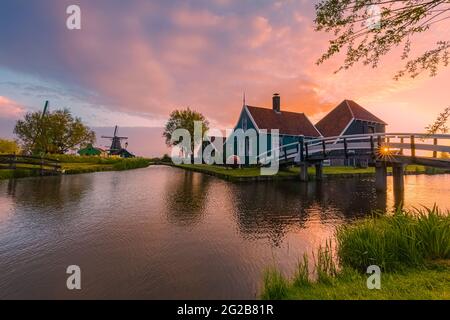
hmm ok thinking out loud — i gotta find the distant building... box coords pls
[110,148,135,158]
[229,93,321,164]
[78,144,107,157]
[316,100,387,166]
[201,96,387,167]
[315,99,386,137]
[101,126,135,158]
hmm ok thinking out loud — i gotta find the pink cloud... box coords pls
[250,16,273,48]
[7,0,448,137]
[0,96,25,119]
[171,8,223,28]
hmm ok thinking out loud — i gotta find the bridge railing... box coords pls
[257,133,450,166]
[306,133,450,159]
[257,141,300,165]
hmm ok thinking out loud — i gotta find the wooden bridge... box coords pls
[259,133,450,192]
[0,154,62,176]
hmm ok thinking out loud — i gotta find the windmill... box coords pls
[101,126,134,157]
[29,100,50,155]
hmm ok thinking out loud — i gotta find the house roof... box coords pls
[245,105,321,137]
[78,144,105,153]
[315,100,386,137]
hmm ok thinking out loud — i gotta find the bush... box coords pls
[112,158,151,170]
[0,138,20,154]
[160,154,172,163]
[46,154,123,164]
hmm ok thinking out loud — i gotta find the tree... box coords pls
[14,109,96,154]
[315,0,450,79]
[0,138,20,154]
[425,106,450,134]
[163,108,209,156]
[425,106,449,158]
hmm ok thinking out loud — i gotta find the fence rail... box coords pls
[0,154,62,174]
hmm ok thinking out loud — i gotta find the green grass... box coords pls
[0,155,152,180]
[177,164,296,178]
[47,154,154,165]
[261,206,450,300]
[262,262,450,300]
[337,206,450,272]
[173,164,440,180]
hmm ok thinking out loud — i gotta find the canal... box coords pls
[0,166,449,299]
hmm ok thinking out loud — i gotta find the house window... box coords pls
[368,125,375,134]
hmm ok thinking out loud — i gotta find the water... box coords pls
[0,166,449,299]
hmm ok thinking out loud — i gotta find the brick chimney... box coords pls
[272,93,280,112]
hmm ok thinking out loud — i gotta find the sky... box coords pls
[0,0,449,157]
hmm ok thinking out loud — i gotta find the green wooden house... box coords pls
[228,93,321,164]
[78,144,107,157]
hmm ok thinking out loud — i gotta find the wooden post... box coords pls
[322,140,326,158]
[393,163,405,209]
[299,136,304,162]
[375,162,387,192]
[305,143,309,160]
[10,153,16,170]
[370,136,375,157]
[410,135,415,157]
[392,163,405,193]
[433,138,438,158]
[343,138,348,159]
[399,137,404,155]
[299,163,308,182]
[40,157,44,176]
[315,162,323,181]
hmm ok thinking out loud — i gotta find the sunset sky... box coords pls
[0,0,449,156]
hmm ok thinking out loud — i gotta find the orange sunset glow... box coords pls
[0,0,449,156]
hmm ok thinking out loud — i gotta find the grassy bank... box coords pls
[0,155,153,180]
[262,262,450,300]
[261,206,450,300]
[172,164,449,181]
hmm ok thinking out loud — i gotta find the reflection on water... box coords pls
[0,166,449,299]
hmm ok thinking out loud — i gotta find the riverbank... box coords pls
[0,155,152,180]
[171,163,450,182]
[261,206,450,300]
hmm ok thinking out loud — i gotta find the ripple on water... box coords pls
[0,168,449,299]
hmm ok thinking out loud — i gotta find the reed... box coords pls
[314,240,338,284]
[260,268,289,300]
[336,205,450,272]
[292,253,310,287]
[261,205,450,299]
